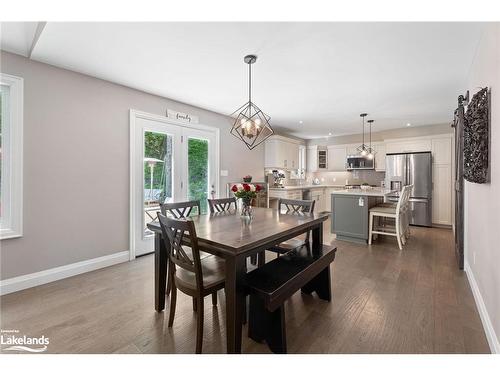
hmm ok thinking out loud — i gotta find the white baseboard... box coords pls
[465,262,500,354]
[0,251,130,296]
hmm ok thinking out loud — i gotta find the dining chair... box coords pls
[161,200,201,218]
[368,185,412,250]
[208,197,261,268]
[207,197,237,213]
[268,198,316,256]
[158,213,225,354]
[160,200,210,298]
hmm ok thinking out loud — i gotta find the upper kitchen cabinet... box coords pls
[346,144,359,156]
[327,145,347,171]
[385,138,431,154]
[306,145,328,172]
[373,142,386,171]
[298,145,306,170]
[264,135,304,170]
[431,137,452,165]
[306,145,318,172]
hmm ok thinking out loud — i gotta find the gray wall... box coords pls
[464,24,500,351]
[0,51,265,280]
[307,123,452,146]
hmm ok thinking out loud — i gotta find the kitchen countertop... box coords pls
[331,188,396,197]
[268,184,346,191]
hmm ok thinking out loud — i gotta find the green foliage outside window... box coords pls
[143,132,209,213]
[144,131,172,203]
[188,138,209,214]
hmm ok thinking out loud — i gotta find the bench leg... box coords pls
[300,266,332,301]
[248,295,287,354]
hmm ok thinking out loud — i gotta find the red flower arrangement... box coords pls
[231,183,262,199]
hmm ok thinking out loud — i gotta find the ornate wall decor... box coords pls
[464,87,490,183]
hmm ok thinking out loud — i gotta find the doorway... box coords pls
[130,110,220,258]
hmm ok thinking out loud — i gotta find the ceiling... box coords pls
[1,22,483,139]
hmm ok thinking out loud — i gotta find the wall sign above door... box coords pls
[167,109,199,124]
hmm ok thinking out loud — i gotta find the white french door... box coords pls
[130,111,219,257]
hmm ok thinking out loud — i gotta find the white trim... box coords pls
[268,134,305,145]
[0,73,23,240]
[464,262,500,354]
[129,110,137,261]
[129,109,220,260]
[0,251,129,296]
[383,132,453,144]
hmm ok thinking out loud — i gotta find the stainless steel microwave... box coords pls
[346,155,374,170]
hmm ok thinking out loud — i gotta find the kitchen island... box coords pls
[331,188,395,244]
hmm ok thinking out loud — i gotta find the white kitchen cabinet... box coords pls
[310,188,326,212]
[306,146,318,172]
[385,139,431,154]
[264,136,302,170]
[373,142,386,171]
[346,144,359,156]
[431,137,452,165]
[306,145,328,171]
[269,189,303,201]
[317,148,328,169]
[298,145,306,171]
[432,164,452,225]
[327,145,347,171]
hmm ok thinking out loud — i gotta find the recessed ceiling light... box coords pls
[328,132,332,136]
[299,120,303,124]
[407,123,411,127]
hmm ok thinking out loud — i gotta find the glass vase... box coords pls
[240,197,253,218]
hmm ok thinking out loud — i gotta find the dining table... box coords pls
[147,206,329,353]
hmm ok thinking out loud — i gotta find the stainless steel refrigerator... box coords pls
[385,151,432,226]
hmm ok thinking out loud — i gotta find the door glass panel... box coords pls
[143,131,173,236]
[187,138,209,214]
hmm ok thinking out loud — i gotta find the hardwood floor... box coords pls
[0,223,490,354]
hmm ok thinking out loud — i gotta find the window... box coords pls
[0,73,23,239]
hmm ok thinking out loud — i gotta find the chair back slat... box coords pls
[158,213,203,288]
[161,200,201,218]
[279,198,315,215]
[208,197,237,213]
[396,185,413,214]
[278,198,316,244]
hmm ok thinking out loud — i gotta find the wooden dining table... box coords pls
[147,207,329,353]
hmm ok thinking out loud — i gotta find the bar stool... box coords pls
[368,185,412,250]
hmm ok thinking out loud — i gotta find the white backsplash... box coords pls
[306,170,386,186]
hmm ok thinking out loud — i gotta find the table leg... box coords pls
[225,255,247,354]
[311,223,323,255]
[155,232,168,312]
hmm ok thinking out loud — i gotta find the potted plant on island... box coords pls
[243,175,252,183]
[231,183,262,217]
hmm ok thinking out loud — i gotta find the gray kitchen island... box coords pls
[331,188,396,244]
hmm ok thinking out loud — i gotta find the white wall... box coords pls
[464,23,500,353]
[0,51,265,280]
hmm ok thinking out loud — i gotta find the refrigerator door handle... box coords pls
[407,155,412,187]
[409,198,429,203]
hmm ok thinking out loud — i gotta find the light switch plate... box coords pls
[220,170,228,177]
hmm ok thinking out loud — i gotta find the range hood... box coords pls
[346,154,375,170]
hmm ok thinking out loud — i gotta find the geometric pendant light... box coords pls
[230,55,274,150]
[366,119,376,159]
[356,113,368,155]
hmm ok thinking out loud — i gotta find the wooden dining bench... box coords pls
[245,244,337,353]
